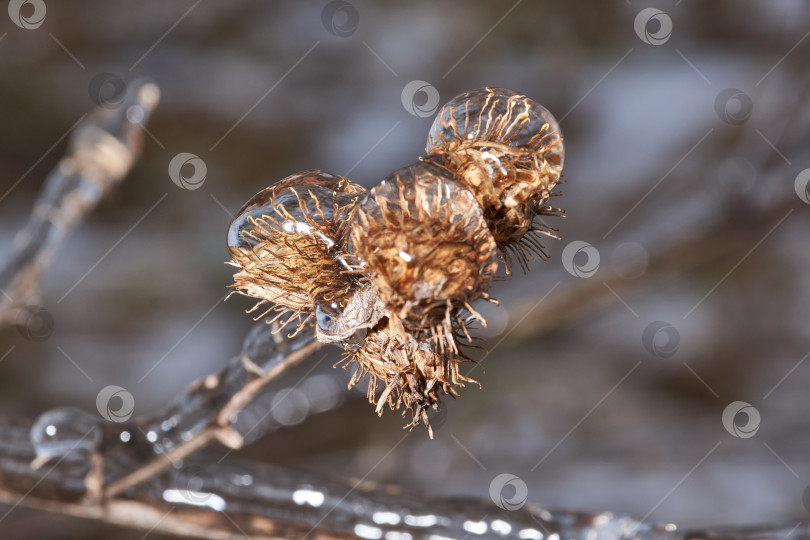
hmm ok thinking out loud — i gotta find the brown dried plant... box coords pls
[227,88,565,435]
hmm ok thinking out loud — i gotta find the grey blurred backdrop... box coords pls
[1,1,809,538]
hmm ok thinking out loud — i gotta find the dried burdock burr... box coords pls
[227,88,566,435]
[348,161,498,340]
[425,87,565,271]
[227,170,370,335]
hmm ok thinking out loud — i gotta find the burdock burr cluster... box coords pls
[227,87,565,435]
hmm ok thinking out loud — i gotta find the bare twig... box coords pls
[3,414,810,539]
[0,414,683,540]
[103,330,323,499]
[500,70,810,350]
[505,188,797,348]
[0,80,160,325]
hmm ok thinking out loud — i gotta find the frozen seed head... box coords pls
[227,170,366,334]
[426,87,565,270]
[227,88,566,434]
[343,161,497,431]
[349,161,498,335]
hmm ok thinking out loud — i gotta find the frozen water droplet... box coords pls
[315,303,338,332]
[30,407,102,462]
[426,87,563,159]
[227,170,363,251]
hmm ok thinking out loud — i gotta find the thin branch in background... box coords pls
[502,72,810,350]
[0,79,160,325]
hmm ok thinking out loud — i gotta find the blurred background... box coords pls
[1,0,809,537]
